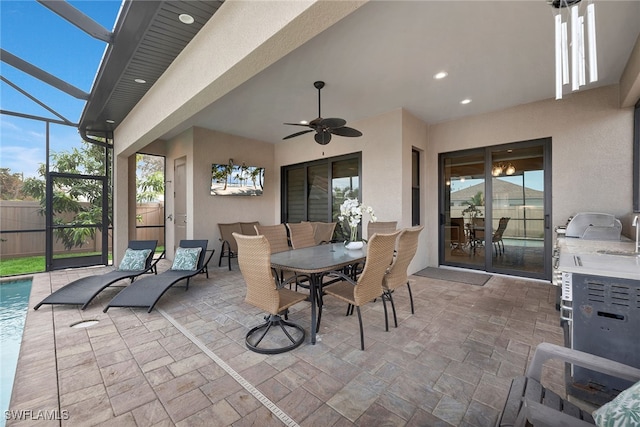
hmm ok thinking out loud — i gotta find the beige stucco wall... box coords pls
[426,84,635,267]
[401,110,429,274]
[118,84,633,276]
[274,109,404,224]
[109,1,637,273]
[274,108,430,274]
[112,1,367,261]
[158,127,277,259]
[190,127,276,253]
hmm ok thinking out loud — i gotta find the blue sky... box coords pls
[0,0,121,178]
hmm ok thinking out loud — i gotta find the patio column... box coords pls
[112,153,134,264]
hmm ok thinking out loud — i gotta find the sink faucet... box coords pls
[634,215,639,253]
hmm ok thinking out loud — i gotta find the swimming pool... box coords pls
[0,279,32,427]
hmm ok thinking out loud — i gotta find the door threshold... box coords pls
[437,265,551,285]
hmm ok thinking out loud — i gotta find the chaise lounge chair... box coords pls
[103,240,214,313]
[34,240,160,311]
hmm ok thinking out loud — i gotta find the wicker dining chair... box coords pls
[284,222,318,292]
[254,224,290,253]
[254,223,301,288]
[383,225,423,327]
[233,233,308,354]
[310,221,337,245]
[239,221,259,236]
[286,222,316,249]
[321,231,400,350]
[492,217,510,255]
[367,221,397,239]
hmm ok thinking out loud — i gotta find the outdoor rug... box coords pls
[414,267,492,286]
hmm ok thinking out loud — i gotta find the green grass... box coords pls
[0,256,46,277]
[1,248,163,278]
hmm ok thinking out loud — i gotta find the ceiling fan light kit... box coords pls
[283,81,363,145]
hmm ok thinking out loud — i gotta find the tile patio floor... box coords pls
[7,260,566,426]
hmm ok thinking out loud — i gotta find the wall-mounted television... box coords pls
[211,163,264,196]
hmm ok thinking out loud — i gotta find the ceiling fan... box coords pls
[283,81,363,145]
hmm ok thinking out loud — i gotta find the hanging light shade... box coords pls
[550,0,598,100]
[492,162,516,177]
[548,0,581,7]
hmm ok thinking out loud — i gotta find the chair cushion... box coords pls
[118,248,152,271]
[592,380,640,427]
[171,247,202,271]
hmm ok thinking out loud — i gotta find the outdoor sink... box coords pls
[596,249,640,257]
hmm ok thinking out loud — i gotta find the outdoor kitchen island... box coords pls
[555,233,639,406]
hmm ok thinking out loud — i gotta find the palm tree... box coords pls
[224,160,234,190]
[249,167,262,189]
[462,191,484,220]
[467,191,484,207]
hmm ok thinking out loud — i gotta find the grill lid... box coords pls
[565,212,622,240]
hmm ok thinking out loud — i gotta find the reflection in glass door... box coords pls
[440,139,551,280]
[282,153,361,243]
[441,151,485,268]
[490,145,546,275]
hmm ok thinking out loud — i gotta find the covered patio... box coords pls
[12,262,563,426]
[3,1,640,425]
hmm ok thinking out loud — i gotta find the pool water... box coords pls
[0,279,32,427]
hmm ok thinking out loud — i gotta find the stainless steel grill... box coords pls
[556,212,622,240]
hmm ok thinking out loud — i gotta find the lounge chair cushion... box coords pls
[592,380,640,426]
[172,247,202,271]
[118,248,152,271]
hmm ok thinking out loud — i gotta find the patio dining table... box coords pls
[270,242,366,344]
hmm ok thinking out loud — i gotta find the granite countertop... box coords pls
[557,236,640,281]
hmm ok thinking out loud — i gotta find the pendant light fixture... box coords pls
[550,0,598,100]
[491,162,516,177]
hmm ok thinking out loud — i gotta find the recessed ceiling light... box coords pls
[300,120,308,125]
[433,71,448,80]
[134,78,146,84]
[179,13,194,24]
[460,99,472,105]
[106,119,115,124]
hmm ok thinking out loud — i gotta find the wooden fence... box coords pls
[0,201,164,259]
[450,206,545,239]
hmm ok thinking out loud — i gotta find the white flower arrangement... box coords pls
[338,198,376,243]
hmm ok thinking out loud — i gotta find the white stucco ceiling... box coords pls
[159,1,640,144]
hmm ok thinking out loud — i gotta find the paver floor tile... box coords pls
[11,267,568,427]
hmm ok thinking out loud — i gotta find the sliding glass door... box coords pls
[490,144,547,274]
[442,151,486,269]
[440,138,551,280]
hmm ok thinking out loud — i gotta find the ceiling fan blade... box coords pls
[314,130,332,145]
[283,82,356,145]
[319,117,346,129]
[284,122,312,127]
[283,129,314,140]
[330,126,363,137]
